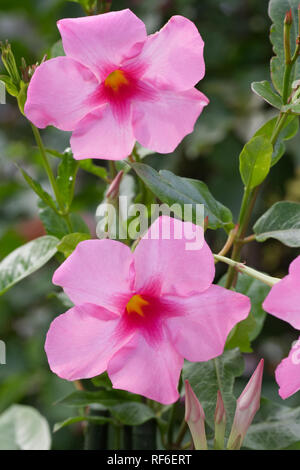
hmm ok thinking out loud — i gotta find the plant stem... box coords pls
[215,254,280,286]
[30,123,73,232]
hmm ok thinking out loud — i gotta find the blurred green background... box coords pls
[0,0,299,449]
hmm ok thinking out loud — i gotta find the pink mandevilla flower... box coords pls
[263,255,300,399]
[45,216,250,404]
[24,9,209,160]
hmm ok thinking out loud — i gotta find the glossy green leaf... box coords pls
[56,151,79,209]
[183,349,244,434]
[46,148,108,181]
[39,202,90,239]
[254,201,300,246]
[0,405,51,450]
[251,80,282,109]
[225,276,270,352]
[110,403,155,426]
[54,415,114,433]
[254,115,299,166]
[18,165,57,211]
[132,163,234,231]
[269,0,300,95]
[0,236,58,296]
[57,232,91,258]
[239,136,273,188]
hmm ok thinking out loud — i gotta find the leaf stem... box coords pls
[215,254,280,286]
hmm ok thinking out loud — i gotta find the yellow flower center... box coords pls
[104,69,129,92]
[126,295,149,317]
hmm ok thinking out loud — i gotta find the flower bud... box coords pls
[0,40,20,87]
[227,359,264,450]
[214,390,226,450]
[184,380,207,450]
[285,9,293,26]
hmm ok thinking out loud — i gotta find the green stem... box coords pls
[30,124,73,232]
[215,254,280,286]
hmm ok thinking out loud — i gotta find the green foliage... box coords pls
[38,202,90,239]
[239,136,273,189]
[183,349,244,434]
[18,165,57,211]
[0,405,51,450]
[244,398,300,450]
[132,163,234,231]
[254,201,300,246]
[56,390,155,426]
[269,0,300,95]
[0,236,58,296]
[56,151,79,210]
[254,115,299,166]
[57,232,91,258]
[251,80,282,109]
[225,276,270,352]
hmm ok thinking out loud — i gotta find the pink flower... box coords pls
[45,216,250,404]
[24,9,209,160]
[263,255,300,399]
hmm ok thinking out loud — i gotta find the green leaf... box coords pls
[50,39,65,58]
[53,415,113,433]
[183,349,244,434]
[110,403,155,426]
[251,80,283,109]
[57,232,91,258]
[56,151,79,209]
[0,405,51,450]
[269,0,300,95]
[254,201,300,246]
[254,115,299,166]
[244,398,300,450]
[56,390,141,408]
[0,74,18,96]
[226,313,256,353]
[18,165,57,211]
[239,136,273,189]
[91,372,112,389]
[131,163,234,231]
[0,236,58,296]
[46,148,108,181]
[225,276,270,352]
[38,202,90,239]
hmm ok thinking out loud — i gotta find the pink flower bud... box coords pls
[184,380,207,450]
[285,9,293,25]
[227,359,264,450]
[214,390,226,449]
[106,170,123,201]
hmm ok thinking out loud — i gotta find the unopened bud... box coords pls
[0,40,20,87]
[285,9,293,25]
[106,170,123,201]
[214,391,226,450]
[227,359,264,450]
[184,380,207,450]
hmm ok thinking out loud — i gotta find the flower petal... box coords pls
[57,9,147,80]
[275,337,300,399]
[71,104,135,160]
[132,88,208,153]
[24,57,99,131]
[107,331,183,404]
[263,273,300,330]
[139,15,205,91]
[45,303,131,381]
[133,216,215,297]
[164,285,250,362]
[52,240,134,313]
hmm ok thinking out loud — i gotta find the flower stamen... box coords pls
[126,294,149,317]
[104,69,129,92]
